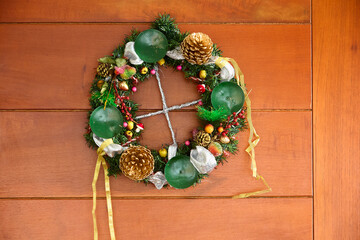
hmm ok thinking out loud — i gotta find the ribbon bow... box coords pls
[92,139,116,240]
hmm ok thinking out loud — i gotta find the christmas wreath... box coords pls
[85,14,271,239]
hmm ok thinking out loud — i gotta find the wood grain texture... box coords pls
[0,198,313,240]
[0,24,311,110]
[0,0,310,23]
[313,0,360,239]
[0,111,311,197]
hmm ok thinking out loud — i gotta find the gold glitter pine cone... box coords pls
[194,130,212,147]
[96,63,113,78]
[181,32,213,65]
[119,146,154,181]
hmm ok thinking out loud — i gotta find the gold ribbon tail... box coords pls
[232,174,272,199]
[92,139,116,240]
[216,57,272,198]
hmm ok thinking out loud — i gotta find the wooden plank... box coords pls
[0,198,313,239]
[313,0,360,239]
[0,111,311,197]
[0,0,310,23]
[0,24,311,110]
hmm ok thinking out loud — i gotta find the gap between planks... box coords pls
[0,22,311,25]
[0,196,313,200]
[0,109,312,112]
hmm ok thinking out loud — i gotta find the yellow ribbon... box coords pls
[215,57,272,198]
[92,139,116,240]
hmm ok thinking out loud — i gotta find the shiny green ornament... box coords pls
[89,106,123,139]
[211,82,245,115]
[164,155,198,189]
[134,29,168,63]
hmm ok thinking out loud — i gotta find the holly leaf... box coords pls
[98,56,116,64]
[120,65,136,79]
[115,58,127,67]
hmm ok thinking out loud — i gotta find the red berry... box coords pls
[235,122,239,126]
[221,132,226,136]
[197,84,206,93]
[241,115,245,119]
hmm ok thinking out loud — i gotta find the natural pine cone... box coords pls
[194,130,212,147]
[119,146,154,181]
[96,63,113,77]
[181,32,213,65]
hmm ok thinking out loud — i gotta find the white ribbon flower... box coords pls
[167,144,178,160]
[147,171,168,190]
[206,56,235,81]
[123,42,144,65]
[166,46,185,60]
[93,134,128,157]
[190,146,217,174]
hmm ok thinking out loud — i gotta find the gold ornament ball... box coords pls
[141,67,148,74]
[199,70,207,79]
[119,81,129,91]
[204,124,214,134]
[125,130,133,137]
[159,148,167,158]
[217,126,224,133]
[127,121,134,130]
[220,135,230,144]
[157,58,165,65]
[97,80,105,89]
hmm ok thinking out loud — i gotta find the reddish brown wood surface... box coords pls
[0,0,310,23]
[0,1,317,239]
[0,111,311,197]
[313,0,360,239]
[0,199,312,239]
[0,24,311,110]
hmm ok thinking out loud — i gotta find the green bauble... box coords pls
[134,29,168,63]
[164,155,198,189]
[89,106,123,139]
[211,82,245,115]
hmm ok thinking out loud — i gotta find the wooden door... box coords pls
[0,0,358,239]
